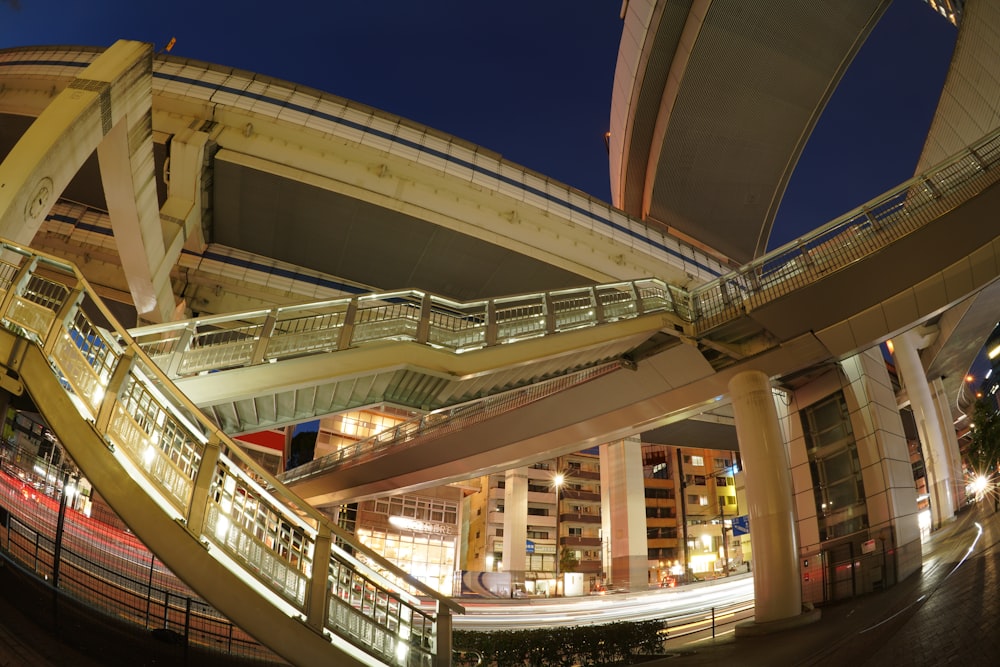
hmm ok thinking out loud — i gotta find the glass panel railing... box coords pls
[128,278,679,382]
[0,241,460,667]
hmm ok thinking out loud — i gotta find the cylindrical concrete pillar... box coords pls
[894,331,955,528]
[729,370,801,623]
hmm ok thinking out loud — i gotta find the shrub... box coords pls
[453,619,666,666]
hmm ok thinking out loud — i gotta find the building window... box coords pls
[569,527,583,537]
[691,455,704,467]
[802,391,869,541]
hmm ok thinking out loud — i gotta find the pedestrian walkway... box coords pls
[649,500,1000,666]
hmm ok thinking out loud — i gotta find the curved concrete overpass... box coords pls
[0,44,730,326]
[610,0,891,263]
[281,131,1000,503]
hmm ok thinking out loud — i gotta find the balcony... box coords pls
[560,512,601,524]
[647,538,679,549]
[562,488,600,502]
[575,561,602,574]
[646,516,677,527]
[527,514,556,528]
[527,490,555,503]
[560,536,602,548]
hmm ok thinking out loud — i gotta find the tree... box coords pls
[559,546,579,574]
[968,398,1000,476]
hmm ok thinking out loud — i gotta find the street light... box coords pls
[553,472,564,596]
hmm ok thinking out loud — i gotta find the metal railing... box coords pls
[126,127,1000,393]
[660,600,756,644]
[127,280,677,380]
[0,458,281,663]
[0,245,462,666]
[689,125,1000,332]
[278,361,623,485]
[269,129,1000,485]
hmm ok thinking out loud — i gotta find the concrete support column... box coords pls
[599,436,648,591]
[729,370,801,625]
[501,468,528,581]
[97,76,177,324]
[161,128,210,254]
[930,376,966,510]
[0,40,151,247]
[894,330,955,528]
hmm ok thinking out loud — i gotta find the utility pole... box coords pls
[719,497,730,576]
[676,449,689,582]
[553,473,564,596]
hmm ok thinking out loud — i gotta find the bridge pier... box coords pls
[599,436,649,591]
[728,370,815,633]
[893,329,956,529]
[501,468,529,588]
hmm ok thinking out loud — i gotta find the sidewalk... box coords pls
[647,501,999,666]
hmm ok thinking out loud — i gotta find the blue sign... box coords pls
[731,515,750,536]
[525,540,535,554]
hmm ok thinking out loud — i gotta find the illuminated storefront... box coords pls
[355,492,461,596]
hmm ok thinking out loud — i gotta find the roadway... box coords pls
[448,576,753,631]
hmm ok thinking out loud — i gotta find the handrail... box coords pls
[126,279,678,380]
[278,361,624,486]
[126,125,1000,385]
[0,241,461,666]
[688,124,1000,331]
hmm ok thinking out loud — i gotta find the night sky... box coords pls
[1,1,957,250]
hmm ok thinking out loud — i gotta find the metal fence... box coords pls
[688,125,1000,332]
[0,447,284,664]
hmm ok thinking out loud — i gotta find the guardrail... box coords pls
[128,126,1000,394]
[0,461,279,663]
[270,126,1000,485]
[0,243,462,666]
[278,361,623,486]
[689,125,1000,331]
[127,280,680,380]
[660,600,756,643]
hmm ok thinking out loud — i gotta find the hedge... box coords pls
[453,619,666,666]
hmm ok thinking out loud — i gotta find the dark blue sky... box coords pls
[1,1,956,250]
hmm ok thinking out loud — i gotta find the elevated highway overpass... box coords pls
[0,3,996,660]
[107,126,1000,505]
